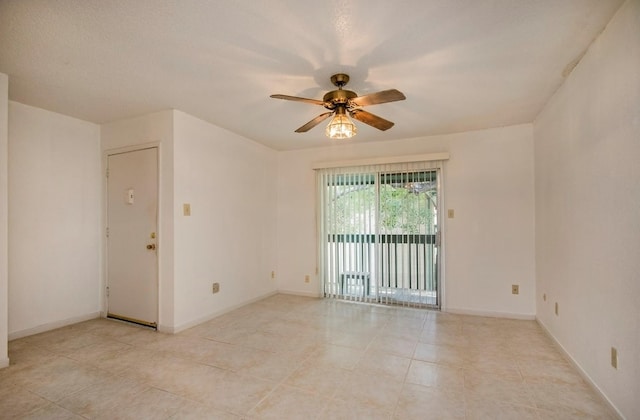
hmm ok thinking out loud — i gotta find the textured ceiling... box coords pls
[0,0,623,150]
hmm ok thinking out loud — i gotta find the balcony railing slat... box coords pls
[327,233,438,300]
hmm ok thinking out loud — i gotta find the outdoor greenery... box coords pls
[328,181,436,234]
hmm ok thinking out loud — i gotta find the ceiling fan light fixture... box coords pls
[326,107,357,139]
[270,73,405,138]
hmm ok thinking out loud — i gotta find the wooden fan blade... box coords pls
[270,94,325,106]
[295,112,334,133]
[350,109,394,131]
[350,89,406,107]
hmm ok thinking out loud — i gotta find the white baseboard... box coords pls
[0,357,9,369]
[277,289,322,298]
[8,311,102,341]
[165,290,279,334]
[536,318,624,420]
[445,307,536,320]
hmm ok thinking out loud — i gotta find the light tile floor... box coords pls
[0,294,618,419]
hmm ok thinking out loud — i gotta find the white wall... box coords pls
[277,124,536,318]
[0,73,9,367]
[101,110,175,330]
[172,111,278,331]
[8,102,101,338]
[534,1,640,418]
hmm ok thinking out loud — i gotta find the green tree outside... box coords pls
[328,181,436,234]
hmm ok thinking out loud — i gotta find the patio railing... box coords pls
[325,233,438,306]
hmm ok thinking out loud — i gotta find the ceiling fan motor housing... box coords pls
[323,89,357,109]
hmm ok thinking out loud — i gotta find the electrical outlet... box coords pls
[555,302,559,316]
[611,347,618,369]
[212,282,220,294]
[183,203,191,216]
[512,284,519,295]
[304,275,310,283]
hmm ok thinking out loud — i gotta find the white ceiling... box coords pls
[0,0,623,151]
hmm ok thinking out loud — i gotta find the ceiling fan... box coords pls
[270,73,406,139]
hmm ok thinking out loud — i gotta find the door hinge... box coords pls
[106,286,110,297]
[106,227,109,238]
[106,168,109,178]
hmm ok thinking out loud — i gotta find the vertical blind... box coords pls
[316,159,444,308]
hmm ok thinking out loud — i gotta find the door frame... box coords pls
[102,142,161,325]
[435,167,444,311]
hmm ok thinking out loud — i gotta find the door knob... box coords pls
[146,244,156,250]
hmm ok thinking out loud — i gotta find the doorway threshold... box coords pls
[107,313,157,330]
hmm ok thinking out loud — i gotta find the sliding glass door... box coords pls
[317,162,441,309]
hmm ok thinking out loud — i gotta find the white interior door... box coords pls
[107,147,158,327]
